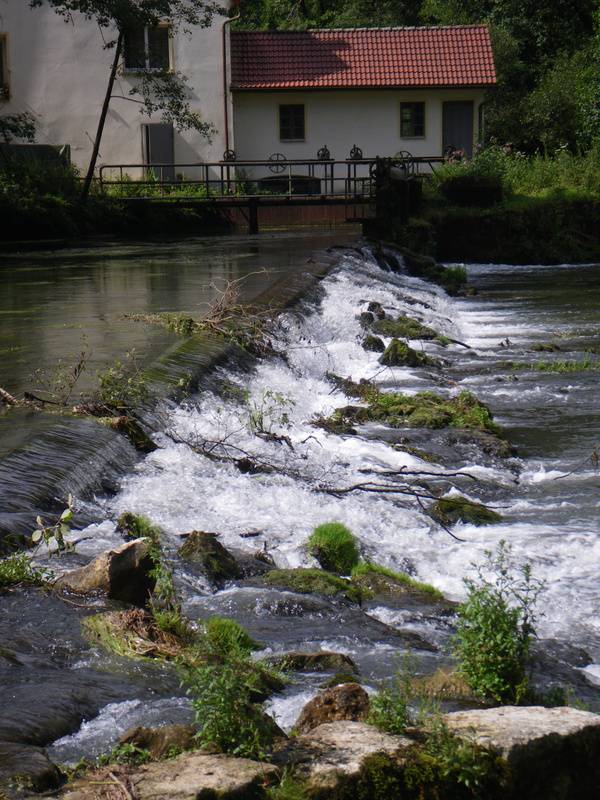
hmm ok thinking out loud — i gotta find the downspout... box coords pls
[222,1,241,155]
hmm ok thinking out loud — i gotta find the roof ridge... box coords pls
[232,24,490,34]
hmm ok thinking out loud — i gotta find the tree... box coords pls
[30,0,223,201]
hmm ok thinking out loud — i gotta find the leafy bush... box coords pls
[96,350,148,411]
[183,660,275,759]
[368,666,413,734]
[453,541,545,703]
[307,522,360,574]
[0,553,49,590]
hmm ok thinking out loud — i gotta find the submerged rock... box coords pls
[54,539,155,606]
[178,531,241,585]
[362,334,386,353]
[445,706,600,800]
[429,496,502,527]
[61,752,279,799]
[265,651,358,674]
[119,724,197,760]
[258,568,365,604]
[378,338,436,368]
[295,684,370,734]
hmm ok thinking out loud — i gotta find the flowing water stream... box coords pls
[3,241,600,768]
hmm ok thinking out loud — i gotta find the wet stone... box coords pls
[178,531,241,585]
[295,683,370,734]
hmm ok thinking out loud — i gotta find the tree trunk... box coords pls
[80,31,124,204]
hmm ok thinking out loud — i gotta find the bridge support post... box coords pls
[248,199,259,235]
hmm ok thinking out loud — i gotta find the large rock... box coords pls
[265,651,358,674]
[295,684,370,735]
[0,740,62,793]
[294,720,412,795]
[445,706,600,800]
[54,539,154,606]
[119,724,197,760]
[61,752,279,799]
[178,531,241,585]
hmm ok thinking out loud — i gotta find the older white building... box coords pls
[0,4,496,177]
[0,0,235,171]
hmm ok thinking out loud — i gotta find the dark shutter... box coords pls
[123,27,146,70]
[442,102,474,157]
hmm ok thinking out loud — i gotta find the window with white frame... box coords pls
[0,35,8,99]
[123,25,171,71]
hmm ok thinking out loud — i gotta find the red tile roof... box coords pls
[231,26,496,90]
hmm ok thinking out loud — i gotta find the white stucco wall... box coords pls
[0,1,232,172]
[232,88,485,165]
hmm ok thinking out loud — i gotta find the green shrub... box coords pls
[182,660,275,759]
[0,553,49,590]
[368,667,413,734]
[440,174,504,207]
[96,351,148,412]
[453,541,544,703]
[307,522,360,574]
[97,743,152,767]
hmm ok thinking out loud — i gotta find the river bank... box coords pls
[2,238,600,797]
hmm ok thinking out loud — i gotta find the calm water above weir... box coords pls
[3,242,600,766]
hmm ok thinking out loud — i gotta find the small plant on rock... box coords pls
[368,662,414,734]
[453,541,545,704]
[307,522,360,575]
[31,494,75,554]
[0,552,50,591]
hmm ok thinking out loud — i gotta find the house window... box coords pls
[400,102,425,138]
[279,105,305,141]
[124,25,171,71]
[0,35,8,99]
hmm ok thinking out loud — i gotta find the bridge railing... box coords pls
[97,156,444,201]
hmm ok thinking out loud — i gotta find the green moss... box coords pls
[534,358,600,372]
[351,562,443,600]
[202,617,261,657]
[531,342,561,352]
[81,609,188,661]
[178,531,241,584]
[362,334,386,353]
[373,315,440,341]
[320,672,362,688]
[266,774,311,800]
[0,553,50,591]
[328,389,500,435]
[429,497,502,527]
[116,512,161,544]
[261,568,368,604]
[307,522,360,574]
[326,373,376,400]
[378,339,436,368]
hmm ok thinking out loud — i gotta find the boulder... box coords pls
[0,740,62,793]
[119,724,197,760]
[445,706,600,800]
[378,338,434,368]
[295,720,412,795]
[295,684,370,734]
[428,496,502,527]
[61,752,279,799]
[54,539,154,606]
[361,335,386,353]
[266,651,358,674]
[178,531,241,585]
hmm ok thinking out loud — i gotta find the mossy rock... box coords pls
[373,316,439,342]
[531,343,561,353]
[326,373,376,400]
[260,568,368,604]
[378,339,436,368]
[358,311,375,329]
[178,531,241,585]
[429,497,502,527]
[96,416,157,453]
[412,669,478,702]
[362,335,386,353]
[265,651,358,674]
[116,512,161,543]
[82,609,189,661]
[321,672,363,689]
[351,563,444,601]
[307,522,360,575]
[328,390,500,435]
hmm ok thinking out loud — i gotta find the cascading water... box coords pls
[17,245,600,761]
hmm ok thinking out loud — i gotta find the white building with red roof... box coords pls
[231,26,496,163]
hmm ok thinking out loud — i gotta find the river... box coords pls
[2,238,600,767]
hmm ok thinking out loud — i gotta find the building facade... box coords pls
[0,1,235,172]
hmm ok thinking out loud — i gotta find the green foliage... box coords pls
[245,389,295,435]
[201,617,260,658]
[368,666,413,734]
[96,350,149,412]
[307,522,360,574]
[182,660,275,759]
[117,512,161,543]
[262,568,367,603]
[97,743,152,767]
[373,315,441,342]
[266,773,311,800]
[0,553,50,590]
[453,541,545,703]
[31,494,75,554]
[351,561,444,599]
